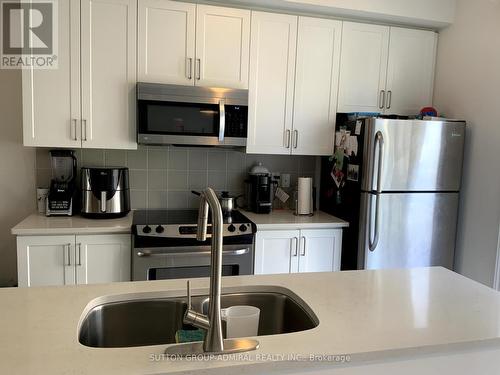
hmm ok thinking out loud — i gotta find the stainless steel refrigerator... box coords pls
[320,116,466,270]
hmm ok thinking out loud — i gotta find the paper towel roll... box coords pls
[297,177,313,215]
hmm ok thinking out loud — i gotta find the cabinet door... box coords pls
[385,28,437,115]
[247,12,297,154]
[76,234,131,284]
[22,0,81,148]
[195,5,250,89]
[81,0,137,150]
[17,236,76,287]
[254,230,299,275]
[138,0,195,85]
[337,22,390,113]
[292,17,342,156]
[298,229,342,273]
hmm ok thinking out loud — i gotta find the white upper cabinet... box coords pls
[138,2,250,89]
[22,0,81,148]
[337,22,437,115]
[385,27,437,115]
[22,0,138,149]
[247,11,297,154]
[337,22,390,113]
[81,0,137,150]
[138,0,195,84]
[292,17,342,156]
[195,5,250,88]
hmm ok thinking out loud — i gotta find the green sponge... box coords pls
[175,328,206,343]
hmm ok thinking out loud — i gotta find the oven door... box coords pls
[132,244,254,281]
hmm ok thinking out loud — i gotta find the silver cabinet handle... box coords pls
[378,90,385,109]
[77,243,82,266]
[368,131,384,252]
[293,130,298,149]
[300,236,306,256]
[82,119,88,141]
[386,90,392,109]
[65,244,72,266]
[218,99,225,142]
[196,58,201,80]
[284,129,291,148]
[186,57,193,80]
[71,119,78,141]
[291,237,298,257]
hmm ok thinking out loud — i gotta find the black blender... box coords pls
[46,150,78,216]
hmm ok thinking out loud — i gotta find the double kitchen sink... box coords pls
[79,286,319,348]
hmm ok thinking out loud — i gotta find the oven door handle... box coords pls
[136,248,249,257]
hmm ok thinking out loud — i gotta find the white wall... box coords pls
[433,0,500,287]
[208,0,456,28]
[0,70,36,287]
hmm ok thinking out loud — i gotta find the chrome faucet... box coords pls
[165,187,258,356]
[184,187,224,352]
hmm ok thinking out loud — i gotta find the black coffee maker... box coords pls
[46,150,78,216]
[245,164,273,214]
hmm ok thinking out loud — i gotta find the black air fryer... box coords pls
[81,167,130,218]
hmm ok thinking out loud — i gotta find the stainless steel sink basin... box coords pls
[78,287,318,348]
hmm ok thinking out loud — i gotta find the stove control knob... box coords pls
[155,225,164,234]
[228,224,236,233]
[143,225,152,234]
[239,224,248,232]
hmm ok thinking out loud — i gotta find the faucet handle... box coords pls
[186,280,192,310]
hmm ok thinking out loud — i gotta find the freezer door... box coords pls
[358,192,459,270]
[361,119,465,192]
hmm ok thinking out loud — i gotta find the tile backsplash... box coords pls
[35,147,317,210]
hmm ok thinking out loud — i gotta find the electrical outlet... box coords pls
[281,173,290,188]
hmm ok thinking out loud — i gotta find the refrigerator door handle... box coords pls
[368,131,384,252]
[371,131,384,193]
[368,193,381,252]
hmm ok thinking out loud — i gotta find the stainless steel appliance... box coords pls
[46,150,77,216]
[137,83,248,147]
[320,115,466,270]
[81,167,130,218]
[132,210,255,281]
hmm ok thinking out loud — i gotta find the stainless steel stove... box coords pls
[132,210,255,281]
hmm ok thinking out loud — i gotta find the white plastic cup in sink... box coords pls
[221,305,260,338]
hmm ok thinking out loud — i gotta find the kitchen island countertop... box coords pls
[1,267,500,374]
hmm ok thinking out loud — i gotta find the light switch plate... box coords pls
[281,173,290,188]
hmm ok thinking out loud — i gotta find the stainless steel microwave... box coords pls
[137,83,248,147]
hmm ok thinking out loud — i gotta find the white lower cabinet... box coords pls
[17,234,131,287]
[254,228,342,275]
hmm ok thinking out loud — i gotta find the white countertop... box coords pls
[11,212,133,235]
[242,209,348,230]
[1,267,500,374]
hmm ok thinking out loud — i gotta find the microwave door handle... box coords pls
[218,99,225,142]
